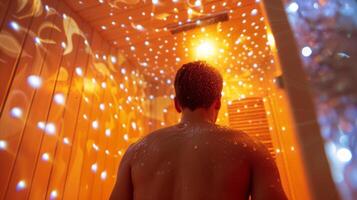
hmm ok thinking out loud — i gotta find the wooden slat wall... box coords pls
[0,1,145,199]
[0,0,58,198]
[227,97,275,157]
[62,31,104,200]
[0,0,10,28]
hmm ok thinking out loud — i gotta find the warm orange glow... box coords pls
[267,32,276,50]
[195,39,216,59]
[0,0,311,199]
[83,78,97,93]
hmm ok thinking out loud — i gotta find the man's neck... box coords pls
[180,108,215,124]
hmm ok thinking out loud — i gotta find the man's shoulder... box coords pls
[149,125,176,135]
[129,124,263,150]
[128,126,176,148]
[141,125,176,141]
[214,126,268,153]
[213,125,252,140]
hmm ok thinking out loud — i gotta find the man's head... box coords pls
[174,61,223,122]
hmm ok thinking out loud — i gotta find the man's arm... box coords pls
[250,143,288,200]
[110,145,134,200]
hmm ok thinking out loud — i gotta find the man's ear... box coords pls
[214,98,221,110]
[174,97,182,113]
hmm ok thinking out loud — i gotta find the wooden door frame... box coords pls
[260,0,341,199]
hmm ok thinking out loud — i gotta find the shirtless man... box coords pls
[110,61,287,200]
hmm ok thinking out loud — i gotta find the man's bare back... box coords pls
[110,122,287,200]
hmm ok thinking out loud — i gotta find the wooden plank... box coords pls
[0,0,10,29]
[77,34,108,199]
[88,0,249,27]
[229,103,264,108]
[228,106,266,111]
[3,2,83,199]
[0,0,35,116]
[28,9,93,200]
[42,16,93,200]
[63,0,101,12]
[0,0,56,198]
[231,125,270,130]
[229,114,267,119]
[104,48,134,198]
[0,0,137,199]
[85,41,112,199]
[228,107,265,112]
[90,41,117,199]
[101,47,123,199]
[231,126,270,132]
[229,119,269,125]
[100,2,258,44]
[62,31,103,200]
[229,114,268,120]
[90,1,188,29]
[102,54,147,196]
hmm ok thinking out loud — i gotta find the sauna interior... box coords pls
[1,0,356,199]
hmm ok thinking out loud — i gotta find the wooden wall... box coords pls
[0,0,315,200]
[0,0,146,199]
